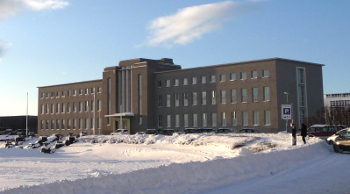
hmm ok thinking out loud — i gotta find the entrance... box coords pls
[113,117,130,132]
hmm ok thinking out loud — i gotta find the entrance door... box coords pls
[113,118,130,132]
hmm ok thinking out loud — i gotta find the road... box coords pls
[201,145,350,194]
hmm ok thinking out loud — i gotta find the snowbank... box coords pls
[0,140,331,194]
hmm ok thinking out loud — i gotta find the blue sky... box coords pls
[0,0,349,116]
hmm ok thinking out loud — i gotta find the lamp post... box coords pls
[284,92,289,133]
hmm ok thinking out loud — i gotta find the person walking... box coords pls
[300,123,307,144]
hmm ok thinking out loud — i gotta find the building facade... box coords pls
[324,93,350,108]
[0,116,38,134]
[37,58,324,136]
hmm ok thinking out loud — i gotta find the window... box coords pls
[51,92,55,98]
[220,74,226,82]
[251,71,258,79]
[221,112,227,126]
[51,104,54,114]
[98,100,101,111]
[41,93,45,99]
[263,69,270,78]
[73,102,77,112]
[184,114,189,127]
[166,95,171,107]
[241,88,247,103]
[91,88,95,94]
[264,110,271,125]
[174,79,179,86]
[212,113,217,127]
[231,89,237,103]
[46,104,49,114]
[91,100,95,112]
[211,90,216,105]
[202,91,207,105]
[201,76,206,84]
[57,103,60,113]
[67,102,71,113]
[62,119,65,129]
[79,119,83,129]
[193,114,198,127]
[56,91,60,98]
[62,103,65,113]
[253,111,259,126]
[230,73,236,81]
[202,113,207,127]
[56,120,60,129]
[98,87,102,93]
[73,119,76,129]
[183,93,188,106]
[68,90,72,96]
[158,95,162,107]
[166,80,171,87]
[242,111,248,126]
[231,111,237,126]
[158,115,163,128]
[67,119,71,129]
[79,101,83,112]
[220,90,226,104]
[183,78,188,85]
[85,118,89,129]
[240,72,247,80]
[73,90,77,96]
[252,88,258,102]
[174,94,180,107]
[192,92,198,106]
[192,77,197,84]
[85,88,89,95]
[79,89,83,95]
[210,75,216,83]
[62,91,66,97]
[263,87,270,101]
[175,115,180,127]
[85,101,89,112]
[41,104,44,114]
[51,120,54,129]
[157,81,162,88]
[167,115,171,128]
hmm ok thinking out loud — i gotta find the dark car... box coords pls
[184,128,197,134]
[239,128,259,133]
[146,129,156,134]
[307,125,347,137]
[216,128,233,133]
[332,128,350,153]
[197,128,215,133]
[163,129,175,136]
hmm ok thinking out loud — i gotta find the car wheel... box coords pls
[333,144,343,153]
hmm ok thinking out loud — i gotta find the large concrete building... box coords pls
[37,57,324,136]
[324,93,350,108]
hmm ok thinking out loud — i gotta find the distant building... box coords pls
[0,115,38,134]
[37,57,324,136]
[324,93,350,108]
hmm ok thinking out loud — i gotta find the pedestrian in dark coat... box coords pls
[300,123,307,144]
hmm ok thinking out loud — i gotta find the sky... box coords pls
[0,0,349,116]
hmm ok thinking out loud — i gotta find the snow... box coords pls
[0,132,348,193]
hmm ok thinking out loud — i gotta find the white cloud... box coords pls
[0,0,69,20]
[0,40,11,63]
[23,0,69,11]
[145,1,255,47]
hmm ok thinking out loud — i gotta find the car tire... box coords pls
[333,144,343,153]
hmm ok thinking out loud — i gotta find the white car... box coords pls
[326,128,350,145]
[110,129,129,135]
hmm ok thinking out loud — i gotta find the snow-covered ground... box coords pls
[0,132,348,193]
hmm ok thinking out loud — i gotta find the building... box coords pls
[37,57,324,136]
[324,93,350,108]
[0,115,38,134]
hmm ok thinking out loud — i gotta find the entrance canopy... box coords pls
[104,112,135,117]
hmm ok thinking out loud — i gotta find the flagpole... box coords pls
[26,92,28,136]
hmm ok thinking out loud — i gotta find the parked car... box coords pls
[306,124,347,137]
[197,128,215,133]
[332,128,350,153]
[110,129,129,135]
[145,129,156,134]
[184,128,198,134]
[163,129,175,136]
[326,128,350,145]
[216,128,233,133]
[239,128,259,133]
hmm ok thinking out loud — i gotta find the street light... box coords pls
[284,92,289,133]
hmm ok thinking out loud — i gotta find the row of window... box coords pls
[40,100,102,114]
[40,87,102,99]
[157,110,271,128]
[158,70,270,87]
[158,87,270,107]
[330,100,350,107]
[40,118,101,130]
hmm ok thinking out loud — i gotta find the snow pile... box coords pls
[0,133,330,193]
